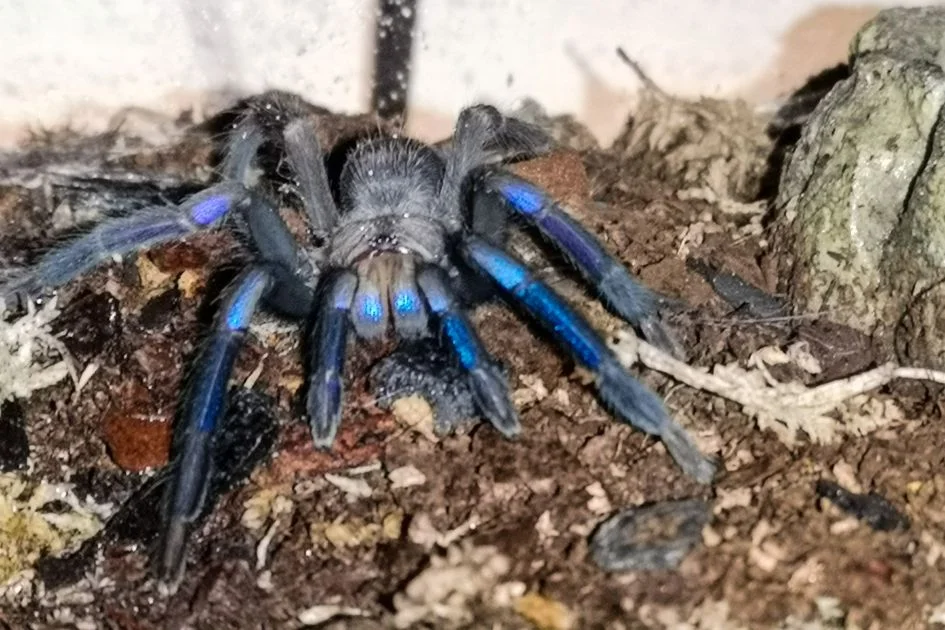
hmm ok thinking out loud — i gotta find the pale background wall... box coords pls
[0,0,940,147]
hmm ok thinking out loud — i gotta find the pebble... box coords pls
[388,465,426,489]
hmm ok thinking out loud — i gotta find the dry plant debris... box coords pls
[0,475,111,590]
[616,48,771,207]
[391,540,516,629]
[0,298,74,402]
[611,329,945,446]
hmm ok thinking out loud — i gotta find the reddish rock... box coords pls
[268,395,395,481]
[148,241,209,273]
[511,150,590,208]
[102,380,173,471]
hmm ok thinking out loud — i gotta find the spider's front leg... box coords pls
[462,236,716,483]
[306,269,357,448]
[476,170,683,357]
[159,266,273,589]
[416,264,519,437]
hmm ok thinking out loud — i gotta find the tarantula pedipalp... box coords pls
[0,93,715,587]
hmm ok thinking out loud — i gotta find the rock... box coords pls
[776,7,945,367]
[370,339,479,435]
[51,290,122,363]
[815,480,910,531]
[101,381,172,471]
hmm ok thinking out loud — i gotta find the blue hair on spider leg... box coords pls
[442,315,480,369]
[518,282,604,370]
[104,218,191,251]
[356,292,385,322]
[393,288,422,315]
[464,240,528,290]
[190,194,233,226]
[495,179,546,216]
[224,270,270,331]
[417,280,448,313]
[537,211,607,275]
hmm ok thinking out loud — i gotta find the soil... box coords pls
[0,100,943,630]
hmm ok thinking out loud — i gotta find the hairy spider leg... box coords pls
[224,93,340,237]
[448,104,554,178]
[463,236,715,483]
[220,105,320,317]
[306,269,357,448]
[438,104,553,220]
[159,266,273,588]
[416,265,519,437]
[283,118,340,235]
[480,172,683,358]
[389,255,428,337]
[0,183,249,301]
[239,193,316,317]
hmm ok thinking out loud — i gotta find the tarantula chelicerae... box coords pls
[1,93,715,586]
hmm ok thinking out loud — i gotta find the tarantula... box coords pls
[0,93,715,587]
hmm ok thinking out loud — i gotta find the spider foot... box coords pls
[597,360,716,484]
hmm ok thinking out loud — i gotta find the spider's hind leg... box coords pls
[476,170,684,358]
[463,236,715,483]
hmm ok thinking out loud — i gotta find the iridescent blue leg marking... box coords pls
[160,266,272,584]
[0,183,248,300]
[306,270,357,448]
[483,171,681,356]
[391,281,428,338]
[463,237,715,483]
[416,265,519,437]
[390,257,428,338]
[351,272,387,339]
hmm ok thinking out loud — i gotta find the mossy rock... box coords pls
[777,6,945,367]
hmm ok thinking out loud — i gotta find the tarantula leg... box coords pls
[389,256,428,338]
[451,105,554,169]
[416,264,519,437]
[438,105,552,217]
[283,118,340,235]
[306,269,357,448]
[463,236,715,483]
[478,171,683,358]
[159,266,272,588]
[240,193,316,317]
[0,183,248,301]
[223,95,339,237]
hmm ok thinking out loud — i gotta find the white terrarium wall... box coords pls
[0,0,940,146]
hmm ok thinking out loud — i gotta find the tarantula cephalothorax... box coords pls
[1,93,715,587]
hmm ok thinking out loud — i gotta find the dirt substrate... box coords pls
[1,101,944,630]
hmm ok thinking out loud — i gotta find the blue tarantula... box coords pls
[1,93,715,585]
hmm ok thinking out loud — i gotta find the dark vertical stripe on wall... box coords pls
[372,0,418,120]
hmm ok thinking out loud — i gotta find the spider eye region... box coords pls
[190,194,233,226]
